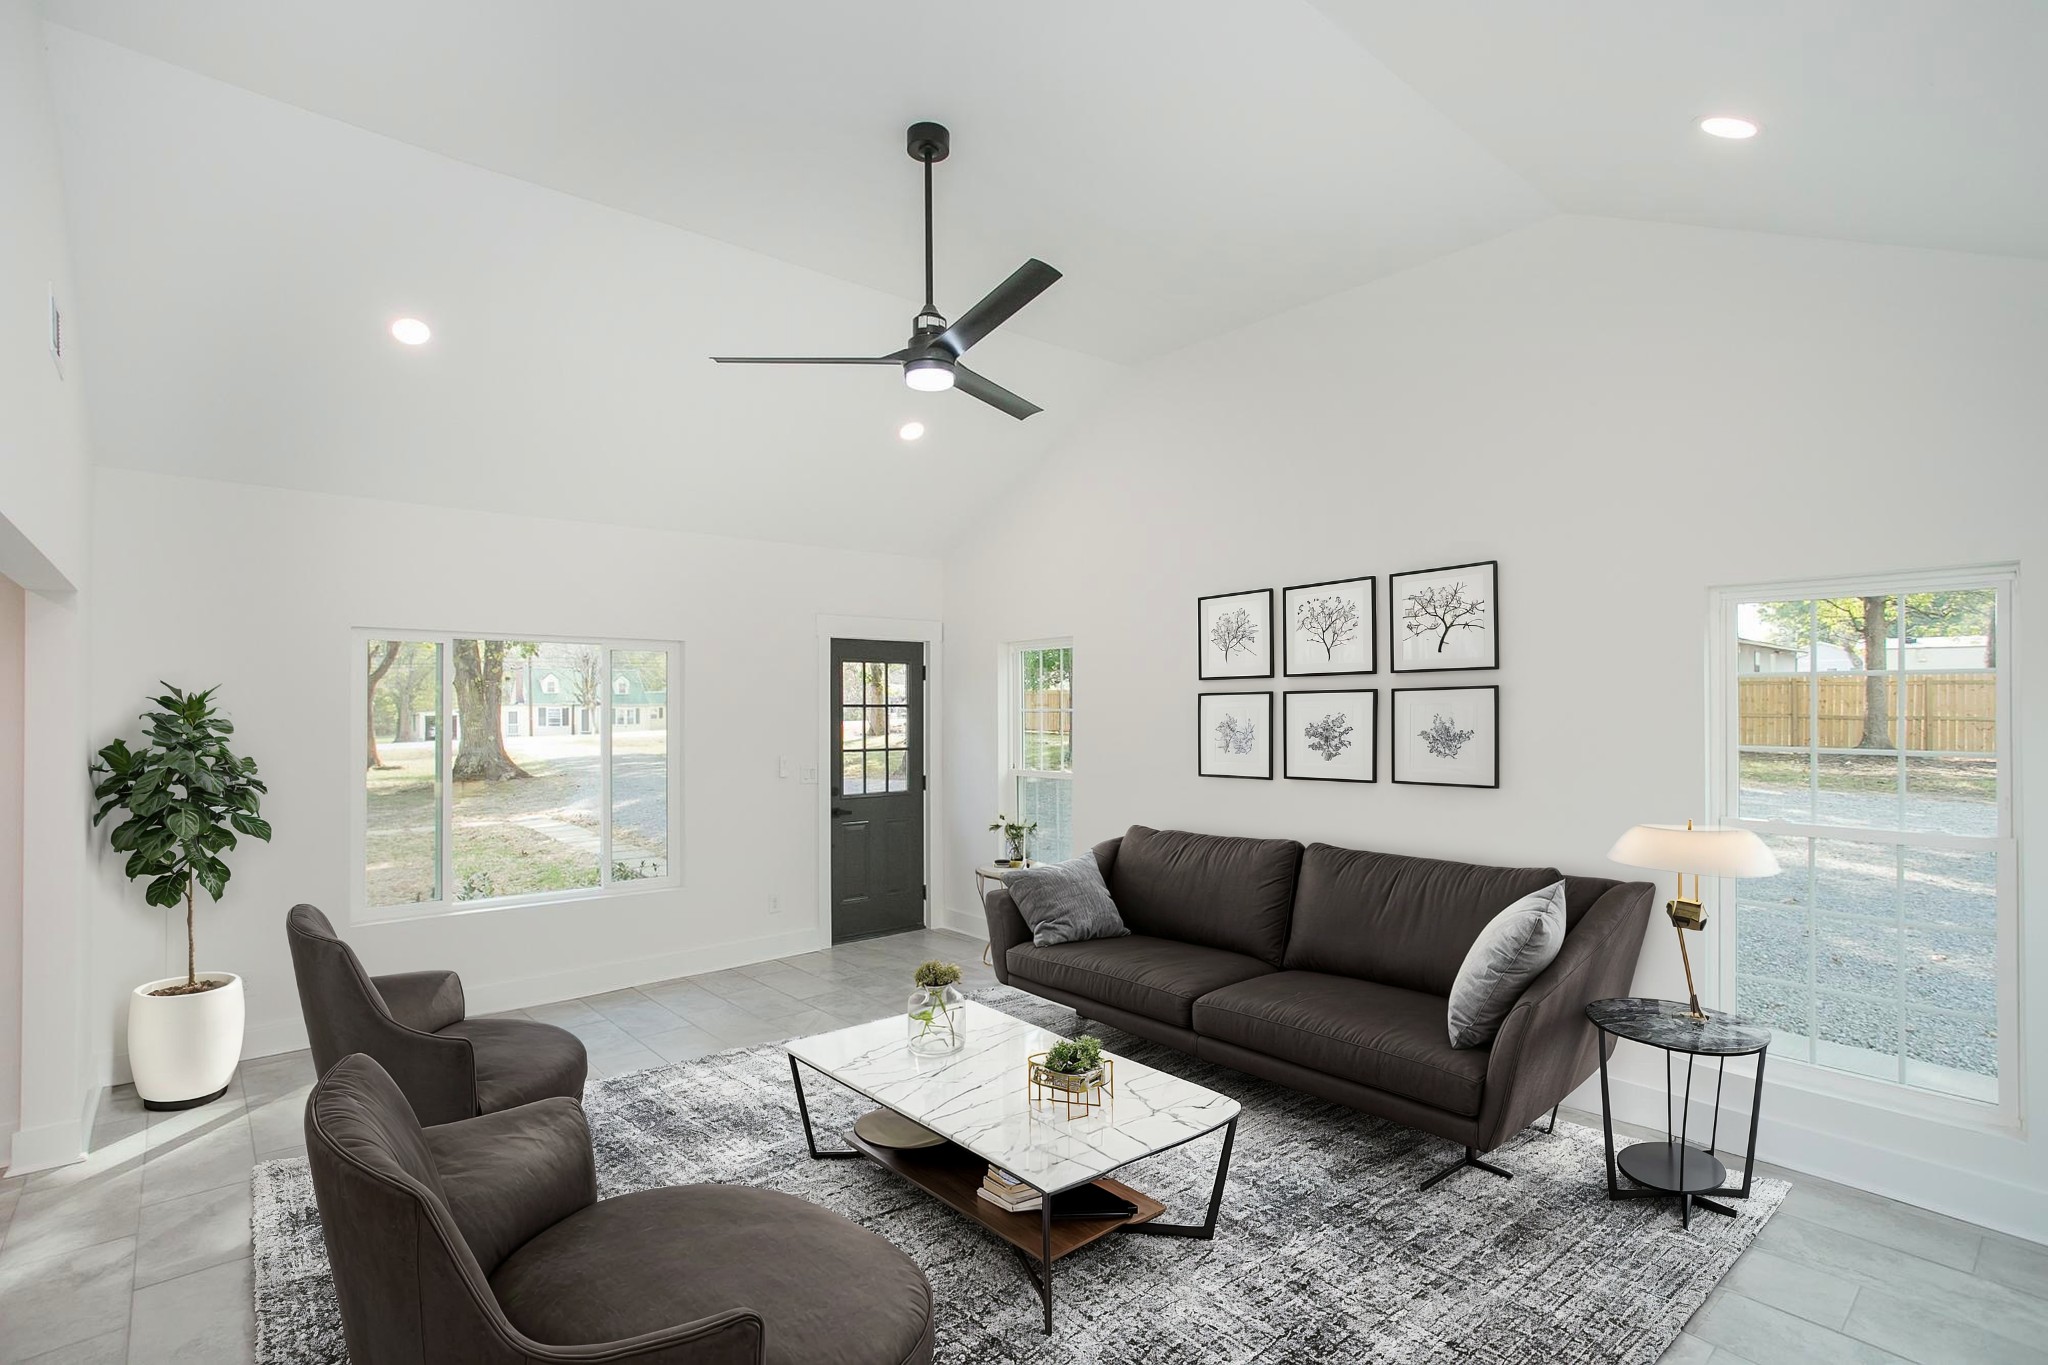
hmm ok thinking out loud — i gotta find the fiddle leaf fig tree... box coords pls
[91,684,271,996]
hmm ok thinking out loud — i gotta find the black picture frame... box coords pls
[1390,685,1500,788]
[1198,588,1275,681]
[1282,575,1377,677]
[1282,689,1377,783]
[1389,560,1499,674]
[1197,691,1274,780]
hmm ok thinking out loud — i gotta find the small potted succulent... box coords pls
[1028,1034,1113,1116]
[906,959,965,1054]
[988,813,1038,867]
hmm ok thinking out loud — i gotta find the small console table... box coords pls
[1586,997,1771,1229]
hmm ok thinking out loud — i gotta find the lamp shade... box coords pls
[1608,824,1779,879]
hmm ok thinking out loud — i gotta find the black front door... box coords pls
[830,638,926,943]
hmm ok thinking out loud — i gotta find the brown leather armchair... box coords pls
[306,1053,935,1365]
[286,903,587,1126]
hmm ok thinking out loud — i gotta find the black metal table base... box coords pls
[790,1054,1236,1334]
[1594,1031,1767,1229]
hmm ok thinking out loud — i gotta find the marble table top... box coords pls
[1585,996,1773,1056]
[785,1000,1240,1195]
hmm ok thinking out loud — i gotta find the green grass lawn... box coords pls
[366,734,669,906]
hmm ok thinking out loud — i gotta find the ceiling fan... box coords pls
[712,122,1061,420]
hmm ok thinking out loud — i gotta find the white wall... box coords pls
[940,215,2048,1238]
[88,469,942,1079]
[0,0,97,1176]
[0,576,24,1164]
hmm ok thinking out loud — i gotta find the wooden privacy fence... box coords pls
[1739,674,1995,752]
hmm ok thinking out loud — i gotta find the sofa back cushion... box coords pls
[1107,825,1303,965]
[1284,842,1564,996]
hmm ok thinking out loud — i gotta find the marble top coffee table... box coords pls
[785,999,1240,1334]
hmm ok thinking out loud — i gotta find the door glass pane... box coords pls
[864,705,887,745]
[841,707,863,749]
[451,640,600,900]
[841,662,863,705]
[887,663,908,703]
[366,640,441,906]
[841,750,865,796]
[887,750,908,793]
[609,648,669,880]
[864,664,887,707]
[864,751,887,788]
[886,706,908,748]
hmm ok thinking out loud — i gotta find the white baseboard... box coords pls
[6,1087,96,1176]
[1600,1071,2048,1245]
[931,904,989,942]
[101,924,827,1082]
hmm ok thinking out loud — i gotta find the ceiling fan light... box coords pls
[904,357,955,392]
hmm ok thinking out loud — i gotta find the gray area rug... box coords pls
[253,986,1785,1363]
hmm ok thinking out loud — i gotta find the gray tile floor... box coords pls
[2,926,2043,1363]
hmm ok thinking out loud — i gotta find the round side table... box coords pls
[1586,997,1771,1229]
[973,863,1023,966]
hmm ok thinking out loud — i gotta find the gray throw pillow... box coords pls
[1447,879,1567,1049]
[1005,855,1131,948]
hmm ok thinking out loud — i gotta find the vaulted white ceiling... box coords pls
[37,1,2048,551]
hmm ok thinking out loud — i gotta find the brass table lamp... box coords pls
[1608,821,1779,1020]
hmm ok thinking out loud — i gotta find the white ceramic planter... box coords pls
[128,973,244,1110]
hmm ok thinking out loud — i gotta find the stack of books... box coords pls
[976,1165,1041,1214]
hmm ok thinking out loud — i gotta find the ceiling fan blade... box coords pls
[953,364,1042,420]
[933,259,1061,357]
[710,355,904,364]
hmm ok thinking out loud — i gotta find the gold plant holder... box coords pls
[1027,1053,1114,1119]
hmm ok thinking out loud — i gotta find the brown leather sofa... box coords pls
[983,826,1652,1186]
[287,904,588,1126]
[306,1052,935,1365]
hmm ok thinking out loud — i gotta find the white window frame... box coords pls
[1707,567,2020,1131]
[1002,638,1073,864]
[352,630,683,924]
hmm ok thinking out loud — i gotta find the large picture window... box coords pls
[1712,571,2013,1113]
[1006,641,1073,864]
[361,635,678,915]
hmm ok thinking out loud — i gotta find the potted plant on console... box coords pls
[91,684,271,1110]
[989,813,1038,867]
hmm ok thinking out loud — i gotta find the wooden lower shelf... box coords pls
[843,1128,1163,1262]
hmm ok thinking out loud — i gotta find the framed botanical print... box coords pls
[1390,560,1498,673]
[1391,685,1499,788]
[1198,691,1273,780]
[1283,689,1376,782]
[1283,576,1375,676]
[1198,588,1274,680]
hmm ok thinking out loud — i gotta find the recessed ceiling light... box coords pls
[390,317,432,345]
[898,421,926,441]
[1698,116,1759,140]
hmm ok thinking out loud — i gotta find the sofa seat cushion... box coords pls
[1192,972,1490,1116]
[1007,935,1276,1028]
[491,1184,933,1365]
[438,1017,588,1115]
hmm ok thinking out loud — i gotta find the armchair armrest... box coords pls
[424,1096,598,1274]
[982,885,1031,984]
[373,968,467,1034]
[1475,880,1653,1151]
